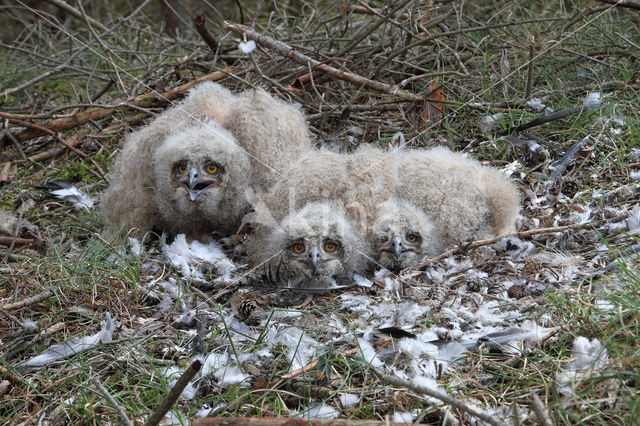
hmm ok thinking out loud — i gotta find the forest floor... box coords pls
[1,1,640,424]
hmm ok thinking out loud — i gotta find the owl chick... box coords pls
[395,146,520,247]
[370,198,443,272]
[102,123,252,240]
[100,81,240,238]
[248,200,372,290]
[222,88,313,195]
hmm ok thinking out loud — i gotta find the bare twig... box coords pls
[144,360,202,426]
[594,0,640,10]
[41,0,109,31]
[10,68,232,142]
[90,375,134,426]
[531,393,553,426]
[223,22,425,101]
[2,289,54,310]
[405,224,587,276]
[376,371,509,426]
[194,14,219,53]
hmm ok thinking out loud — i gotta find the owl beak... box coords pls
[309,246,320,272]
[392,235,403,259]
[186,167,215,201]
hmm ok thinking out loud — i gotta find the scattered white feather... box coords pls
[630,171,640,181]
[162,234,235,282]
[273,327,318,371]
[49,182,94,210]
[525,97,546,112]
[238,40,256,54]
[583,92,602,107]
[625,204,640,231]
[18,312,113,371]
[557,336,608,395]
[479,114,503,133]
[353,273,373,287]
[392,412,415,423]
[128,237,142,256]
[355,330,384,367]
[339,393,360,407]
[294,402,340,419]
[215,364,250,387]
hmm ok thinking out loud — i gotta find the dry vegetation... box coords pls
[1,0,640,424]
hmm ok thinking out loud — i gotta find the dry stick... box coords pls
[1,128,27,161]
[594,0,640,10]
[2,289,54,310]
[194,14,219,53]
[41,0,108,32]
[10,67,232,142]
[90,375,134,426]
[144,360,202,426]
[405,224,582,276]
[0,35,94,99]
[0,236,40,246]
[377,372,508,426]
[223,22,425,102]
[2,130,87,165]
[531,393,553,426]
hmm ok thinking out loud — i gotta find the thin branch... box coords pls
[90,375,134,426]
[144,360,202,426]
[9,67,232,142]
[376,371,509,426]
[594,0,640,10]
[194,14,219,53]
[531,393,553,426]
[223,22,425,101]
[41,0,109,32]
[404,224,588,276]
[2,289,54,310]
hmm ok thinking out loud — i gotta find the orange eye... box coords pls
[406,233,418,243]
[206,163,219,174]
[176,164,187,174]
[324,240,337,252]
[292,242,305,254]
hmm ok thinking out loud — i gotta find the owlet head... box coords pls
[263,200,371,290]
[372,198,442,272]
[152,122,250,217]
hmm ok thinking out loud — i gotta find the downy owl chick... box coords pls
[370,198,444,272]
[249,200,372,290]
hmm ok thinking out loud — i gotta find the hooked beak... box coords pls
[392,235,403,260]
[185,167,216,201]
[309,246,320,272]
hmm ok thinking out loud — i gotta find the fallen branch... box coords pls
[10,68,232,142]
[194,14,219,53]
[223,21,425,101]
[144,360,202,426]
[376,371,509,426]
[2,289,54,311]
[594,0,640,10]
[90,375,134,426]
[531,393,553,426]
[0,236,41,246]
[41,0,109,32]
[404,224,585,276]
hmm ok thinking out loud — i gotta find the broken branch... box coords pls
[9,68,232,142]
[223,21,425,101]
